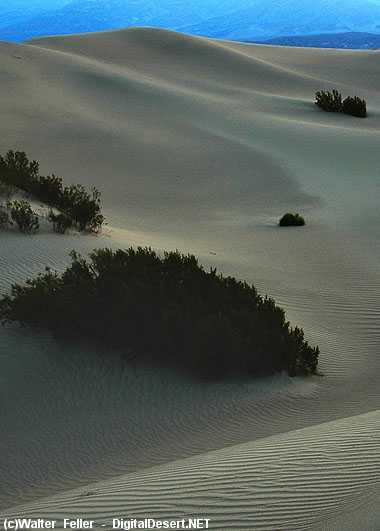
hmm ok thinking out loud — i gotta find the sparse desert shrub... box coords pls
[0,150,39,190]
[0,150,104,233]
[48,210,73,234]
[32,174,64,204]
[0,247,319,379]
[342,96,367,117]
[315,89,367,118]
[60,184,104,232]
[7,200,39,234]
[279,213,305,227]
[0,206,10,229]
[315,89,343,112]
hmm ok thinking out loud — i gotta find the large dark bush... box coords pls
[0,247,319,378]
[342,96,367,118]
[0,151,104,233]
[7,200,39,234]
[315,89,343,112]
[279,213,305,227]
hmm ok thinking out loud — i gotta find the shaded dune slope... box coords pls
[2,410,380,530]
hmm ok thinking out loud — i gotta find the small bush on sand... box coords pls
[7,200,39,234]
[315,90,367,118]
[315,89,342,112]
[0,247,319,379]
[60,184,104,232]
[0,150,39,190]
[32,174,64,204]
[342,96,367,118]
[279,213,305,227]
[48,210,73,234]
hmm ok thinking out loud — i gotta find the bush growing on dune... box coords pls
[48,210,73,234]
[279,212,305,227]
[342,96,367,118]
[60,184,104,232]
[0,150,104,233]
[315,89,343,112]
[7,200,39,234]
[32,174,64,204]
[315,89,367,117]
[0,247,319,379]
[0,150,39,190]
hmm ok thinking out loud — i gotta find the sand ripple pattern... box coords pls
[2,410,380,531]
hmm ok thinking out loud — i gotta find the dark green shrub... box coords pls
[315,90,367,118]
[0,150,39,190]
[7,200,39,234]
[279,213,305,227]
[0,150,104,233]
[60,184,104,232]
[0,247,319,378]
[342,96,367,117]
[32,174,64,204]
[315,89,342,112]
[48,210,73,234]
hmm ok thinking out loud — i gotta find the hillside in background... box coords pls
[258,31,380,49]
[0,0,245,42]
[2,0,380,43]
[181,0,380,41]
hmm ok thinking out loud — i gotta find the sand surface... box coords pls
[0,28,380,529]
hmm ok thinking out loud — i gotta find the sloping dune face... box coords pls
[3,410,380,530]
[1,28,380,528]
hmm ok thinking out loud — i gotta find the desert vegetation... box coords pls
[0,150,104,233]
[315,89,367,117]
[342,95,367,118]
[279,213,305,227]
[7,200,39,234]
[0,247,319,379]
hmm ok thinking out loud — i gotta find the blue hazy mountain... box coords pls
[2,0,380,43]
[0,0,249,42]
[181,0,380,40]
[257,32,380,49]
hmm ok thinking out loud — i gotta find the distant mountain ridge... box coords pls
[181,0,380,41]
[0,0,245,42]
[257,32,380,50]
[2,0,380,44]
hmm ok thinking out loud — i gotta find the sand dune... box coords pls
[2,410,380,530]
[1,27,380,528]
